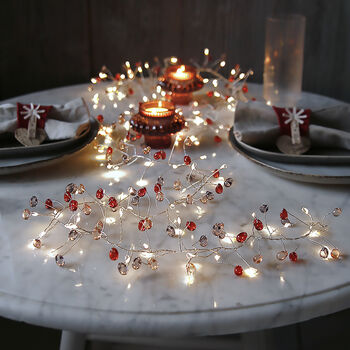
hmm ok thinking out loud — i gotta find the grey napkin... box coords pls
[235,101,350,151]
[0,98,90,140]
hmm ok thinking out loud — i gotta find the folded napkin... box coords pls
[235,101,350,151]
[0,98,90,140]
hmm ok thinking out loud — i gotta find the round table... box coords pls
[0,84,349,349]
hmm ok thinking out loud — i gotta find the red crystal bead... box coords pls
[153,151,161,160]
[109,247,119,261]
[186,221,196,231]
[160,150,166,160]
[138,219,146,231]
[108,197,118,208]
[215,183,223,194]
[69,200,78,211]
[214,135,222,143]
[213,169,220,178]
[45,199,53,209]
[236,232,248,243]
[280,209,288,220]
[207,91,214,97]
[254,218,263,230]
[106,147,113,155]
[289,251,298,262]
[138,187,147,197]
[97,114,104,123]
[96,188,104,200]
[115,73,121,80]
[184,155,191,165]
[154,183,162,193]
[136,133,142,139]
[206,118,213,125]
[229,76,234,82]
[128,88,134,95]
[64,192,71,202]
[234,265,243,276]
[242,84,248,93]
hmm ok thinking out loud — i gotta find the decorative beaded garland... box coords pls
[23,142,343,283]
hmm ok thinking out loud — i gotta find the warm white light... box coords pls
[245,267,258,278]
[136,179,148,186]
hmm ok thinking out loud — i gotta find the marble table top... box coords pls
[0,83,349,337]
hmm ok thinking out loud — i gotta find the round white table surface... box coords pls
[0,83,349,337]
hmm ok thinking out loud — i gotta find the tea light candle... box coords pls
[169,65,194,81]
[158,64,204,105]
[130,100,184,149]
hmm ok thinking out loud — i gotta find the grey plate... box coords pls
[0,119,99,175]
[229,129,350,184]
[233,131,350,165]
[0,122,93,158]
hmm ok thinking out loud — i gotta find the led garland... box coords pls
[88,48,254,116]
[23,140,342,283]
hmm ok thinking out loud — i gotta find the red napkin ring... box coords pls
[17,103,52,129]
[272,106,311,136]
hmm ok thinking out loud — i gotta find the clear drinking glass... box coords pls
[263,15,306,107]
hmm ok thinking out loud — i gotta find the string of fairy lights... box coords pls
[22,49,343,284]
[23,139,342,284]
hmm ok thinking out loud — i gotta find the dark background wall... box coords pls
[1,0,349,102]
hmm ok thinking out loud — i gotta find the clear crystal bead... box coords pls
[66,183,77,194]
[30,196,38,207]
[319,247,329,259]
[131,195,139,206]
[118,262,128,275]
[184,138,193,147]
[259,204,269,213]
[156,192,164,201]
[55,254,65,267]
[122,155,129,164]
[212,223,225,238]
[148,257,158,270]
[83,203,92,215]
[186,262,196,274]
[166,225,176,237]
[68,229,79,241]
[253,254,263,264]
[33,238,41,249]
[157,176,164,186]
[78,184,85,194]
[206,191,214,200]
[199,235,208,247]
[200,196,208,204]
[276,250,288,261]
[132,257,142,270]
[22,209,30,220]
[186,194,193,204]
[128,186,137,196]
[332,208,342,217]
[224,178,233,187]
[173,180,182,191]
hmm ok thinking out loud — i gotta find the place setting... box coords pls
[230,15,350,184]
[0,97,99,174]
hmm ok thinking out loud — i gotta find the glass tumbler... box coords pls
[263,15,306,107]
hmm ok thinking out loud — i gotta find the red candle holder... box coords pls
[158,65,204,105]
[130,100,185,149]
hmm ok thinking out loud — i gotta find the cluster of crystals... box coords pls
[23,138,238,277]
[23,182,342,280]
